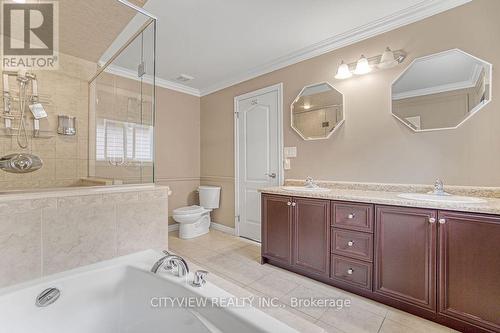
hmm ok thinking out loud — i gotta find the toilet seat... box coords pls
[173,205,207,216]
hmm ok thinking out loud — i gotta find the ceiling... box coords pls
[101,0,471,96]
[58,0,147,62]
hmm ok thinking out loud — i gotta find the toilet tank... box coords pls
[199,186,221,209]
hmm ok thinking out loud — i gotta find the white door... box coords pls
[236,84,282,242]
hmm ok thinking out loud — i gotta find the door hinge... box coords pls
[236,215,240,222]
[234,111,239,119]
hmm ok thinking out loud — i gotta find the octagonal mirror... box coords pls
[291,82,344,140]
[392,49,492,132]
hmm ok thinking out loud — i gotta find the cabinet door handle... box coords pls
[347,213,355,219]
[347,268,354,275]
[439,218,446,224]
[291,202,296,207]
[429,217,436,224]
[347,240,354,247]
[287,202,291,206]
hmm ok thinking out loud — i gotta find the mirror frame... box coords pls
[291,82,345,141]
[390,48,493,132]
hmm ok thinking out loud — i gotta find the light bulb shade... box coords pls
[378,47,398,69]
[354,55,372,75]
[334,62,352,79]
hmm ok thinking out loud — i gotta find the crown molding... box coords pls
[198,0,472,97]
[102,64,201,97]
[392,79,476,100]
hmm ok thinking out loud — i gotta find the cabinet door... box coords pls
[261,194,292,265]
[438,211,500,332]
[292,197,330,276]
[374,206,437,311]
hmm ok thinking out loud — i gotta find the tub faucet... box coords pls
[305,176,318,188]
[167,256,190,277]
[152,252,190,277]
[151,250,173,273]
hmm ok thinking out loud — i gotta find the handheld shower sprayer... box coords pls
[16,69,30,148]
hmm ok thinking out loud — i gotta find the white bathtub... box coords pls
[0,250,297,333]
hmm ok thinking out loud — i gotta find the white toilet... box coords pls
[173,186,221,239]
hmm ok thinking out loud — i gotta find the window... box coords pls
[96,119,153,162]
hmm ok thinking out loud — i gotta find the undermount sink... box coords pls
[397,193,487,204]
[282,186,331,193]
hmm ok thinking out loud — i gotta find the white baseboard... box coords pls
[168,222,235,236]
[210,222,235,235]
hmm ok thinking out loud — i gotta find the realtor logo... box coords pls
[1,1,59,70]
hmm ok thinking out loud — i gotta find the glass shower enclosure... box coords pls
[88,4,156,186]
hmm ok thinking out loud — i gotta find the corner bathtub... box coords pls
[0,250,296,333]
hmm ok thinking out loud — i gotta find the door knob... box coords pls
[265,172,277,178]
[291,202,296,207]
[429,217,436,224]
[347,240,354,247]
[347,268,354,275]
[287,202,291,206]
[347,213,355,219]
[439,218,446,224]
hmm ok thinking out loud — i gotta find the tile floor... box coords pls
[168,230,457,333]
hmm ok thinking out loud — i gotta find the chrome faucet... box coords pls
[305,176,318,188]
[430,179,449,196]
[167,256,190,277]
[151,250,173,273]
[151,251,190,277]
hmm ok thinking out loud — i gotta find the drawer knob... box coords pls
[439,218,446,224]
[347,268,354,275]
[429,217,436,224]
[347,213,355,219]
[347,240,354,247]
[287,202,291,206]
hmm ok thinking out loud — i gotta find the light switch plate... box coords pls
[284,147,297,158]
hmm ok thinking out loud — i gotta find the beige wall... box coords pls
[154,87,201,225]
[200,0,500,227]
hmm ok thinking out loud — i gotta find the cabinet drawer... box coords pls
[330,255,372,291]
[332,202,374,232]
[332,228,373,262]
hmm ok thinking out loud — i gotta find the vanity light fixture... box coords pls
[334,47,406,80]
[303,103,312,110]
[378,47,398,69]
[334,61,352,79]
[354,55,372,75]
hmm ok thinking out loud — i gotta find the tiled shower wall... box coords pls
[0,53,96,190]
[0,186,169,288]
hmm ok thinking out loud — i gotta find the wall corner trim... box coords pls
[103,64,201,97]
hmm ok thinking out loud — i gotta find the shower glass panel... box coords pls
[88,20,156,185]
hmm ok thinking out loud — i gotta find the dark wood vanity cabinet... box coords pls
[261,194,330,277]
[292,197,330,276]
[261,194,293,265]
[438,211,500,332]
[261,193,500,333]
[374,206,437,311]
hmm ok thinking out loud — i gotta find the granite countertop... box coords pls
[260,180,500,215]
